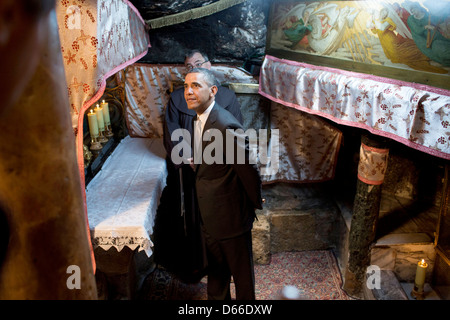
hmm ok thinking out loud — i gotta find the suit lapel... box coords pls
[202,106,217,138]
[195,105,219,172]
[192,114,200,172]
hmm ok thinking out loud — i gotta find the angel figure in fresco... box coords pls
[281,11,313,49]
[276,3,316,50]
[306,3,360,55]
[391,2,412,32]
[367,6,447,73]
[274,2,360,56]
[403,1,450,68]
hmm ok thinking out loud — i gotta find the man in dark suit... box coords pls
[163,50,243,155]
[185,67,263,300]
[153,50,243,283]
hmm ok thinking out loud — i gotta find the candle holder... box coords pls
[105,124,114,138]
[90,136,102,151]
[83,144,93,168]
[411,287,426,300]
[98,129,108,144]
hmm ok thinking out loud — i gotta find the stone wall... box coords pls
[130,0,269,68]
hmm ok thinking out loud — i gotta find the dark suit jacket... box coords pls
[194,104,263,240]
[164,86,243,163]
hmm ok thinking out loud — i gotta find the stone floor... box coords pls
[402,283,442,300]
[335,185,445,300]
[364,269,442,300]
[95,181,448,300]
[96,181,342,299]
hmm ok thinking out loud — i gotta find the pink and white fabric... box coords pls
[357,143,389,185]
[259,55,450,160]
[123,63,342,183]
[56,0,150,183]
[264,102,342,183]
[122,64,258,139]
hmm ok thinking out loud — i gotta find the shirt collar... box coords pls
[198,100,215,126]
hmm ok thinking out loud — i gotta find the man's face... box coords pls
[185,52,212,71]
[184,72,217,114]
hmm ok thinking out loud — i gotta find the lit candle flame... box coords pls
[418,259,428,267]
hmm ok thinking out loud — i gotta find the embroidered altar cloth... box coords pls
[259,55,450,160]
[86,137,167,256]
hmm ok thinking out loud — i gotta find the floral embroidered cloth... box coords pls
[56,0,150,183]
[262,102,342,183]
[123,63,342,183]
[259,55,450,160]
[122,63,258,138]
[56,0,150,257]
[86,137,167,256]
[357,143,389,185]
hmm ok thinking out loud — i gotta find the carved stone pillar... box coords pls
[0,10,97,299]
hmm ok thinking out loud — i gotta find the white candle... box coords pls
[101,100,110,126]
[87,110,99,138]
[95,104,105,131]
[414,259,428,292]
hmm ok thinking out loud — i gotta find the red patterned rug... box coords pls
[254,250,350,300]
[139,250,352,300]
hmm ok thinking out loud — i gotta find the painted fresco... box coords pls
[268,0,450,75]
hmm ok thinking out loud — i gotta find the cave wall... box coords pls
[129,0,447,204]
[130,0,270,66]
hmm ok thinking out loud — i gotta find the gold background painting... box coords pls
[267,0,450,89]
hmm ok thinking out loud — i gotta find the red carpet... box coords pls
[139,250,352,300]
[254,250,350,300]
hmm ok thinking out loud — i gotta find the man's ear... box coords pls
[0,0,20,46]
[210,85,218,96]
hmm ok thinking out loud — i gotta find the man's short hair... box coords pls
[184,50,209,62]
[186,68,217,88]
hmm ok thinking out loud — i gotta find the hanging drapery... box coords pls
[123,63,342,184]
[55,0,150,265]
[56,0,150,185]
[122,64,258,139]
[263,101,342,183]
[259,55,450,160]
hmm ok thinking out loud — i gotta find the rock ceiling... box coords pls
[129,0,269,64]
